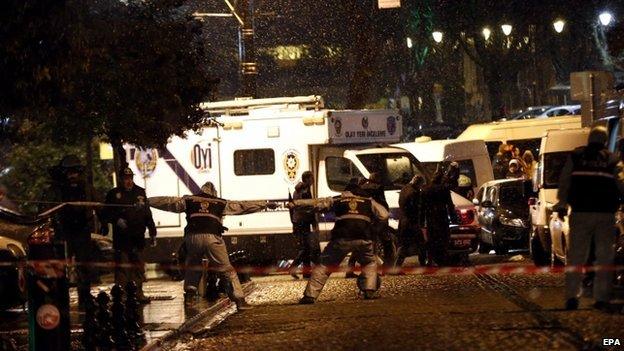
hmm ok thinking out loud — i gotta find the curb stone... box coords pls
[140,281,256,351]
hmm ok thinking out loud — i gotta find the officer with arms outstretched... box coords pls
[289,183,389,304]
[556,125,624,312]
[149,182,277,311]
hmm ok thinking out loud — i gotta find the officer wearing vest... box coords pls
[556,125,624,312]
[149,182,278,311]
[289,184,389,304]
[103,167,157,303]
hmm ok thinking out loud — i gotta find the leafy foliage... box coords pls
[0,0,218,207]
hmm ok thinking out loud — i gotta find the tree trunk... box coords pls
[85,135,95,201]
[110,136,127,186]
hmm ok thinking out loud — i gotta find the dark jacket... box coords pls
[291,182,316,224]
[557,144,624,213]
[45,180,93,243]
[361,180,389,210]
[422,183,456,234]
[398,183,423,235]
[104,185,156,250]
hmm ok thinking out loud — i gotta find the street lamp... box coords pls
[432,31,443,43]
[599,12,613,26]
[501,24,512,36]
[406,37,413,48]
[553,19,565,33]
[482,27,491,41]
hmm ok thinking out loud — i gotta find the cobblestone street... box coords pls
[168,257,624,351]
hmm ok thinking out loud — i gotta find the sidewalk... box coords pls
[0,277,254,350]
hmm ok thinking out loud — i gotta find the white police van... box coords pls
[123,96,405,264]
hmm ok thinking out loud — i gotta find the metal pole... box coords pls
[237,0,257,97]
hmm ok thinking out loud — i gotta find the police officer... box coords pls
[422,168,457,266]
[103,167,157,303]
[396,175,425,269]
[149,182,278,310]
[556,126,624,312]
[44,155,94,308]
[290,184,389,304]
[360,172,395,271]
[289,171,320,279]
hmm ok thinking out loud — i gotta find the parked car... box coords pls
[0,234,27,310]
[537,105,581,118]
[473,179,536,255]
[0,204,113,310]
[509,106,552,120]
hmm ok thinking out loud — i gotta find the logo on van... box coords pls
[387,116,397,135]
[191,141,212,173]
[135,148,158,178]
[361,116,369,129]
[283,149,300,183]
[333,117,342,136]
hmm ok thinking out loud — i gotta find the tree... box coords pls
[0,0,218,205]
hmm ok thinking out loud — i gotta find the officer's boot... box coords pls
[136,281,151,304]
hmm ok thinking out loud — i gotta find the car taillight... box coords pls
[27,224,55,246]
[456,209,475,225]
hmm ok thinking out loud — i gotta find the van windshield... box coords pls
[543,152,570,189]
[356,152,426,190]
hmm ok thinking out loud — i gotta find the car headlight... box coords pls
[499,216,526,228]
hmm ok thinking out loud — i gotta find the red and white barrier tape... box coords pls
[2,259,623,277]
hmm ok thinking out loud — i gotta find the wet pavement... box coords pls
[0,276,241,350]
[165,254,624,351]
[2,253,623,350]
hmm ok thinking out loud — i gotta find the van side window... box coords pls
[233,149,275,176]
[326,157,363,192]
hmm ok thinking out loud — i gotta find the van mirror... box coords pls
[480,200,494,208]
[472,198,480,206]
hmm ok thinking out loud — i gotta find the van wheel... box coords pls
[530,233,550,267]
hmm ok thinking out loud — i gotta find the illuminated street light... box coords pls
[406,37,413,48]
[599,12,613,26]
[482,27,491,40]
[501,24,512,36]
[553,19,565,33]
[432,31,443,43]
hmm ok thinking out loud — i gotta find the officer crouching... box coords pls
[289,184,389,304]
[149,182,277,311]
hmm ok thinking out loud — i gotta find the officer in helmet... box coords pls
[149,182,278,311]
[44,155,94,309]
[103,167,157,303]
[289,183,389,304]
[556,125,624,312]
